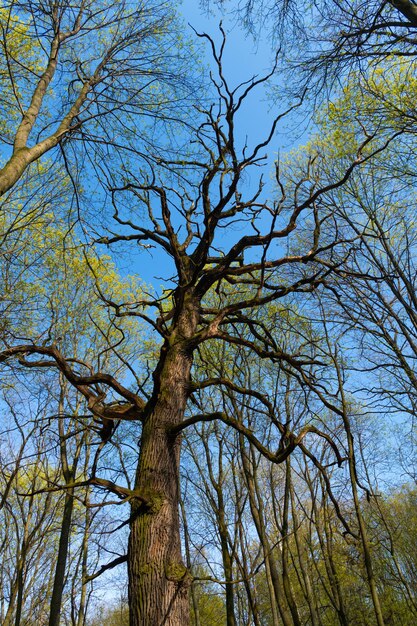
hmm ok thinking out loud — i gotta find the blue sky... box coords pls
[179,0,289,153]
[119,1,301,287]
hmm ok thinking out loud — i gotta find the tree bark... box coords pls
[240,439,292,626]
[281,459,302,626]
[128,301,198,625]
[48,490,75,626]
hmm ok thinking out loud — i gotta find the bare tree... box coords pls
[0,28,391,624]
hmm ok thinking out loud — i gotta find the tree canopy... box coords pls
[1,2,417,625]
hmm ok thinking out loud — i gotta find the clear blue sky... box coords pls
[121,1,298,287]
[179,0,285,153]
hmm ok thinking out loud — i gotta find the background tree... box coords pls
[3,2,417,625]
[206,0,417,92]
[0,0,195,198]
[0,25,387,623]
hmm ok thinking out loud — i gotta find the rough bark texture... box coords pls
[128,302,198,625]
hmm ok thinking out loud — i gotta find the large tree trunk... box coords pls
[128,301,198,625]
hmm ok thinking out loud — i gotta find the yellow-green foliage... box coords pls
[0,8,41,142]
[0,8,39,77]
[0,203,153,370]
[331,60,417,152]
[282,57,417,188]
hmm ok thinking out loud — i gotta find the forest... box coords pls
[1,1,417,625]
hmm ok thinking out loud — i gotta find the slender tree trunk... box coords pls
[197,428,238,626]
[213,436,238,626]
[11,504,33,626]
[237,520,262,626]
[128,310,197,625]
[214,436,238,626]
[333,358,386,626]
[372,493,417,616]
[304,463,349,626]
[180,497,201,626]
[218,513,238,626]
[74,506,90,626]
[49,379,83,626]
[48,490,75,626]
[75,481,92,626]
[343,416,385,626]
[13,559,24,626]
[288,463,321,626]
[3,575,18,626]
[281,459,302,626]
[240,439,292,626]
[319,478,350,626]
[0,563,5,624]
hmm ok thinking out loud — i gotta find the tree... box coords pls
[0,26,390,623]
[0,212,151,624]
[207,0,417,80]
[0,0,193,199]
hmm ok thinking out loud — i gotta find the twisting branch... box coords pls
[0,344,144,422]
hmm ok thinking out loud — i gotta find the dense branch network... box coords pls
[0,29,392,496]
